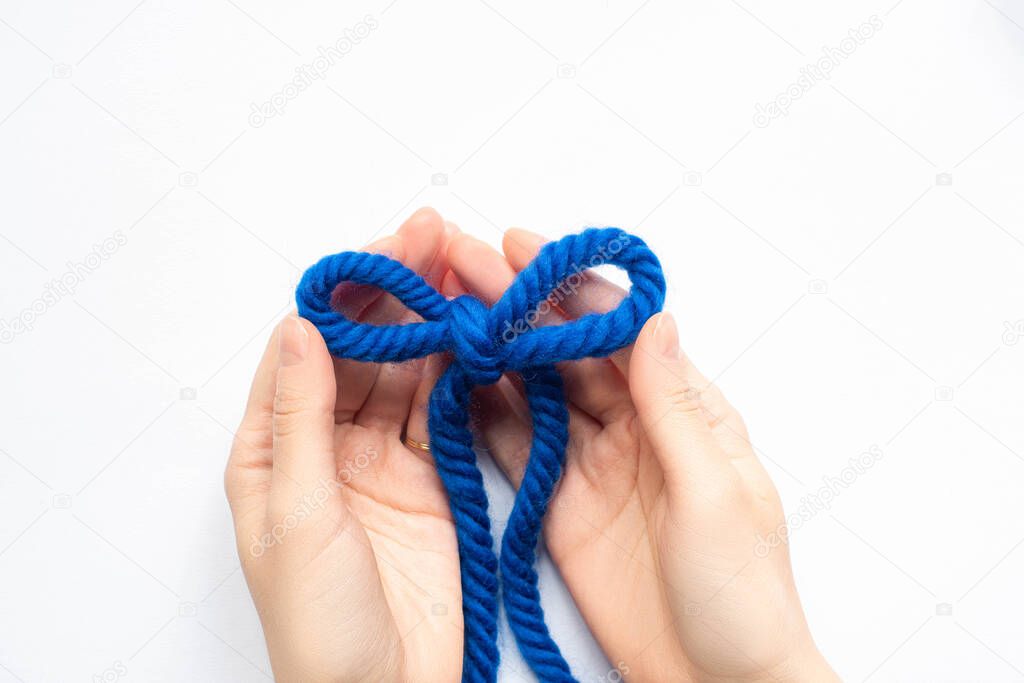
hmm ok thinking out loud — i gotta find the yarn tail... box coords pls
[501,365,577,682]
[428,365,501,683]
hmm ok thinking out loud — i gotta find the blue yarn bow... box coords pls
[296,227,666,682]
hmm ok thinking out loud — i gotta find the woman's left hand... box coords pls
[225,209,465,682]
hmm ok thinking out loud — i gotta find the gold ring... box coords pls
[404,436,431,452]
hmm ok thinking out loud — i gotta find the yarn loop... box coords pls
[297,227,666,683]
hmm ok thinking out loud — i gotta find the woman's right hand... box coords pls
[444,228,838,682]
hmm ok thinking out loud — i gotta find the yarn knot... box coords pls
[296,227,666,683]
[447,294,505,386]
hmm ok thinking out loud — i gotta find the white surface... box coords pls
[1,0,1023,680]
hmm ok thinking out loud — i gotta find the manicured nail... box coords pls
[279,315,308,366]
[653,313,680,360]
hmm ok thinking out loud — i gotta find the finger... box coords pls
[349,211,445,430]
[441,269,467,297]
[234,325,280,466]
[448,234,631,424]
[355,312,426,432]
[329,235,401,317]
[331,207,443,321]
[671,349,774,494]
[407,355,602,491]
[503,227,628,315]
[445,234,515,304]
[503,227,631,376]
[470,378,600,487]
[333,208,446,422]
[358,207,445,322]
[332,234,405,422]
[225,325,280,538]
[397,207,448,278]
[501,228,635,413]
[422,220,461,288]
[470,377,532,485]
[269,315,346,518]
[629,313,737,501]
[676,355,751,450]
[404,354,451,465]
[404,338,537,483]
[630,311,770,495]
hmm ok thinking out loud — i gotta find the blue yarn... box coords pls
[296,227,666,682]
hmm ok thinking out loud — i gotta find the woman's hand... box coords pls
[443,228,838,682]
[225,209,463,683]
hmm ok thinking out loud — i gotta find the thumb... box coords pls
[629,313,734,497]
[268,315,342,517]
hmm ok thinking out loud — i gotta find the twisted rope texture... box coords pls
[296,228,666,682]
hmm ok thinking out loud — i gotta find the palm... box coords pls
[311,211,464,679]
[544,398,787,675]
[542,406,691,679]
[225,209,467,682]
[446,229,795,680]
[444,232,690,677]
[331,421,462,678]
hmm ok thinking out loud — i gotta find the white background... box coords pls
[1,0,1023,681]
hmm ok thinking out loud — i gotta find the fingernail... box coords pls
[653,313,680,360]
[279,315,308,366]
[510,227,545,248]
[410,206,438,221]
[363,235,399,258]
